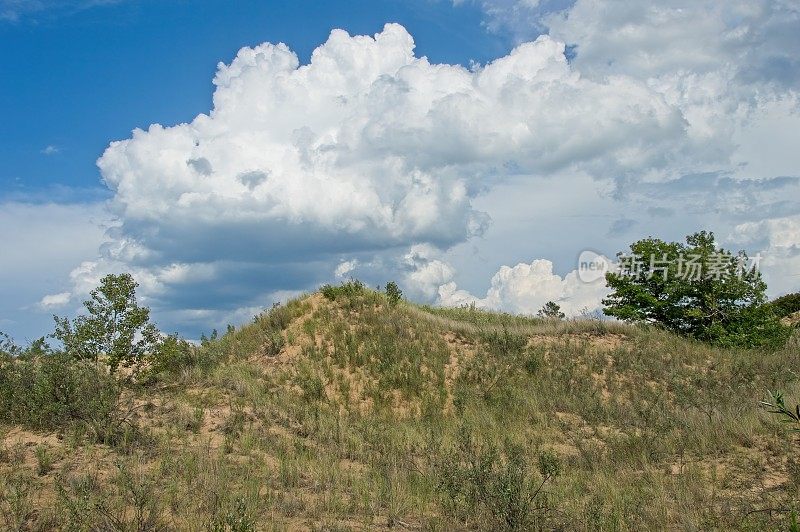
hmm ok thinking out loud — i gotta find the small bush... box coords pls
[435,426,560,530]
[56,461,164,531]
[296,365,325,402]
[150,334,195,376]
[0,351,141,447]
[537,301,565,319]
[770,292,800,319]
[321,279,365,302]
[0,332,21,358]
[210,496,256,532]
[221,409,247,437]
[0,467,35,530]
[385,281,403,306]
[263,303,294,330]
[761,390,800,433]
[263,330,285,357]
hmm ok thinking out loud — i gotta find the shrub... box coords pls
[296,364,325,402]
[385,281,403,306]
[56,461,164,531]
[0,350,130,443]
[537,301,565,319]
[149,334,195,376]
[0,466,35,530]
[0,332,21,358]
[770,292,800,319]
[210,496,256,532]
[320,284,337,301]
[321,279,365,301]
[263,330,285,357]
[34,445,53,476]
[435,426,560,530]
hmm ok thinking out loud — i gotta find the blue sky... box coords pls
[1,0,510,198]
[1,0,798,342]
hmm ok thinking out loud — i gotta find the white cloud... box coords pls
[1,0,124,22]
[0,201,108,340]
[32,10,799,338]
[731,215,800,297]
[47,22,706,333]
[438,258,609,316]
[98,23,690,269]
[41,145,60,156]
[401,244,457,300]
[39,292,71,309]
[466,1,800,186]
[546,1,800,162]
[443,0,800,308]
[545,1,799,87]
[334,259,358,278]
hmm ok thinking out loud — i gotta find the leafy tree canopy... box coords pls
[537,301,565,319]
[53,273,161,372]
[385,281,403,306]
[602,231,789,348]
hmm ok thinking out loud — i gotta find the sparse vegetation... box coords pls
[435,425,560,530]
[34,444,53,476]
[1,277,799,529]
[321,279,367,302]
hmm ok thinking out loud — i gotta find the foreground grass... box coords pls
[2,287,800,530]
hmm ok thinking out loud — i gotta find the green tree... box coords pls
[537,301,565,319]
[603,231,789,348]
[0,331,20,358]
[53,274,161,372]
[385,281,403,306]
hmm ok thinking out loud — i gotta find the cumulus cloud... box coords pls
[0,202,108,340]
[550,1,799,166]
[438,259,609,316]
[401,244,457,300]
[39,292,71,309]
[467,1,800,189]
[731,215,800,296]
[448,0,800,309]
[334,259,359,279]
[37,10,799,336]
[44,21,711,334]
[98,23,689,266]
[546,0,800,88]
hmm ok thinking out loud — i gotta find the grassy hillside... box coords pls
[2,284,800,530]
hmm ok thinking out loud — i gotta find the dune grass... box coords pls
[1,285,799,530]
